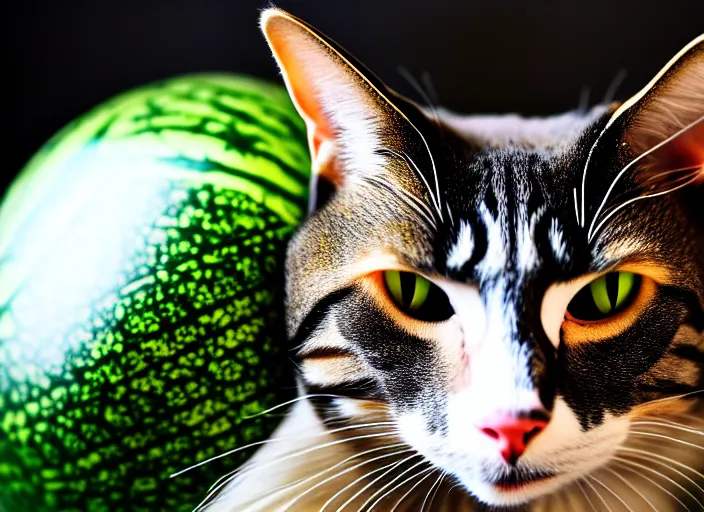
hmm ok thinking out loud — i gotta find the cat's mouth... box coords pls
[489,467,556,490]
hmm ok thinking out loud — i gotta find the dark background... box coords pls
[4,0,703,196]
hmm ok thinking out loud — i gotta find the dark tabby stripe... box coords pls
[671,345,704,363]
[636,379,700,395]
[290,287,354,349]
[305,380,382,410]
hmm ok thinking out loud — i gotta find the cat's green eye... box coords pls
[382,271,453,322]
[567,272,642,322]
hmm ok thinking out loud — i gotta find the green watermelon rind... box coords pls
[0,74,310,511]
[0,73,310,258]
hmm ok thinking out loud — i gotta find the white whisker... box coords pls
[577,478,599,512]
[281,448,414,512]
[588,168,699,240]
[641,165,701,184]
[655,415,704,427]
[362,459,430,511]
[587,114,704,240]
[604,166,699,207]
[173,419,395,479]
[590,172,700,240]
[421,72,440,106]
[317,455,409,512]
[369,466,435,511]
[446,202,455,227]
[363,175,437,228]
[545,487,570,512]
[333,453,422,512]
[636,389,704,406]
[240,394,345,419]
[580,124,613,227]
[588,474,635,512]
[583,476,614,512]
[578,86,591,113]
[614,456,703,509]
[603,69,628,105]
[552,483,573,512]
[410,130,443,224]
[398,66,441,125]
[335,54,444,223]
[379,147,443,222]
[628,430,704,450]
[204,475,309,511]
[389,468,439,512]
[421,470,446,512]
[613,459,691,511]
[194,430,401,511]
[602,466,658,512]
[630,420,704,436]
[618,448,704,494]
[620,446,704,479]
[240,443,408,511]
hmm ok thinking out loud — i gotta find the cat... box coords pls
[203,8,703,512]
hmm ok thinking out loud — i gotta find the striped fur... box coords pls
[206,11,704,512]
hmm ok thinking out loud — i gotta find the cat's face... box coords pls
[262,9,704,508]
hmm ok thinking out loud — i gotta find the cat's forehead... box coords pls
[433,112,608,281]
[432,105,612,217]
[441,188,578,285]
[435,105,610,151]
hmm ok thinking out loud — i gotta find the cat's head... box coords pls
[262,8,704,507]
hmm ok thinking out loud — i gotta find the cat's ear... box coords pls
[260,8,427,211]
[611,35,704,189]
[585,35,703,239]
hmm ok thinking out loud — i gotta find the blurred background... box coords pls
[5,0,704,195]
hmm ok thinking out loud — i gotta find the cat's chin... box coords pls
[454,458,616,508]
[459,470,573,507]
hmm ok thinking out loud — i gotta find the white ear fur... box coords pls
[260,9,390,188]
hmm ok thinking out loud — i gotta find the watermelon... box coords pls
[0,74,310,511]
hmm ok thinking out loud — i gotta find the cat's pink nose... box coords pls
[478,416,548,465]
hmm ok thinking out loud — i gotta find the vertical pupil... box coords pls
[589,272,635,315]
[384,271,431,311]
[399,272,417,308]
[590,276,612,314]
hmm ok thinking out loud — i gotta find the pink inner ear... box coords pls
[677,121,704,184]
[639,118,704,190]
